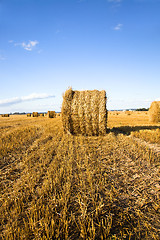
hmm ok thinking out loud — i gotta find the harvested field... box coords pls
[0,112,160,239]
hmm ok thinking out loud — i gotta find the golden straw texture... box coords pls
[62,88,107,135]
[32,112,38,117]
[149,101,160,123]
[47,111,56,118]
[1,114,9,117]
[61,88,73,134]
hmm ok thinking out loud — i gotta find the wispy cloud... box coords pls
[10,40,39,51]
[0,93,55,107]
[155,97,160,101]
[114,23,123,30]
[16,40,39,51]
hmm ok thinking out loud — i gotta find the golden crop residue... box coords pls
[0,113,160,239]
[131,129,160,144]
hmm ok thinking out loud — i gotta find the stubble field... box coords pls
[0,111,160,239]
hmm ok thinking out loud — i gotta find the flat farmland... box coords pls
[0,112,160,239]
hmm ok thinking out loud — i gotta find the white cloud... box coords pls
[155,98,160,101]
[0,93,55,107]
[14,40,39,51]
[114,23,123,30]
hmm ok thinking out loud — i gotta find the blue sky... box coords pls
[0,0,160,113]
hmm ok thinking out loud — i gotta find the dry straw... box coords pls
[125,111,131,116]
[39,113,44,117]
[1,114,9,117]
[61,88,107,136]
[149,101,160,123]
[47,111,56,118]
[56,113,61,117]
[32,112,38,117]
[27,113,31,117]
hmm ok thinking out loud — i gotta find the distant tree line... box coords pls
[135,108,149,111]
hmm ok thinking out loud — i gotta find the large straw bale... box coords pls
[78,91,86,135]
[71,91,81,134]
[91,90,99,135]
[61,88,73,133]
[149,101,160,123]
[99,90,107,135]
[84,91,93,135]
[27,113,31,117]
[61,88,107,136]
[47,111,56,118]
[32,112,38,117]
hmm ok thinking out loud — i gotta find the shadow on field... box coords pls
[109,125,160,136]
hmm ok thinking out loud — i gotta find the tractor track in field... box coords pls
[0,130,53,196]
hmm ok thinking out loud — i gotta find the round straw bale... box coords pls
[2,114,10,117]
[78,91,86,135]
[47,111,56,118]
[27,113,31,117]
[32,112,38,117]
[149,101,160,123]
[61,88,107,136]
[91,90,99,135]
[56,113,61,117]
[84,90,93,136]
[99,90,107,135]
[61,88,73,133]
[71,91,81,134]
[40,113,44,117]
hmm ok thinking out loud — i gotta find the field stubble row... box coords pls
[0,114,160,239]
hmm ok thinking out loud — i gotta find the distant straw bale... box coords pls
[61,88,107,136]
[1,114,9,117]
[32,112,38,117]
[40,113,44,117]
[149,101,160,123]
[56,113,61,117]
[125,111,131,116]
[27,113,31,117]
[47,111,56,118]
